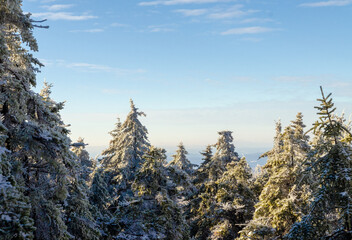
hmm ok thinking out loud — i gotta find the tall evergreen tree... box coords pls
[193,145,213,187]
[116,146,189,239]
[102,100,150,193]
[238,113,310,240]
[66,137,100,240]
[0,2,87,238]
[0,117,35,239]
[168,142,196,175]
[71,137,95,182]
[99,100,154,237]
[286,88,352,240]
[189,131,254,239]
[253,120,283,197]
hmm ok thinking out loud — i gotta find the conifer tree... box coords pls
[286,88,352,240]
[89,166,115,239]
[66,138,100,240]
[189,131,254,239]
[238,113,311,239]
[208,131,240,181]
[99,101,154,237]
[71,137,95,182]
[115,146,189,239]
[193,145,213,187]
[65,177,100,240]
[169,142,196,175]
[0,118,35,239]
[102,100,150,195]
[0,2,85,238]
[168,142,196,204]
[253,120,283,197]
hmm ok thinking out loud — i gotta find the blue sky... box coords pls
[23,0,352,165]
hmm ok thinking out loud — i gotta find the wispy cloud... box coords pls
[147,25,175,32]
[70,28,105,33]
[139,0,232,6]
[67,62,145,75]
[111,22,129,27]
[208,5,257,19]
[274,76,316,83]
[240,18,273,24]
[32,12,97,21]
[42,4,74,11]
[101,89,141,95]
[300,0,352,7]
[221,26,277,35]
[174,9,208,16]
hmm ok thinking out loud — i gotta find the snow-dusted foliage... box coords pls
[3,2,352,239]
[169,142,196,175]
[189,131,254,239]
[239,113,311,239]
[0,2,97,239]
[101,100,150,191]
[285,88,352,240]
[71,137,95,182]
[115,146,189,240]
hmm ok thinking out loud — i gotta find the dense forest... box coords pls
[1,1,352,240]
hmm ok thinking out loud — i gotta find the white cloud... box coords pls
[70,28,105,33]
[174,8,208,16]
[300,0,352,7]
[139,0,232,6]
[67,62,145,75]
[42,4,74,11]
[147,25,175,32]
[32,12,97,21]
[240,18,273,24]
[111,22,129,27]
[208,5,257,19]
[221,26,277,35]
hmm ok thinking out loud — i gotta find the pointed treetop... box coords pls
[40,80,53,100]
[200,145,213,164]
[214,131,239,164]
[169,142,194,174]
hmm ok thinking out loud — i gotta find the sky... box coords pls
[22,0,352,165]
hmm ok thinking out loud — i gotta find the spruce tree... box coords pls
[116,146,189,239]
[99,100,153,237]
[286,88,352,240]
[189,131,254,239]
[101,100,150,195]
[0,2,86,238]
[253,120,283,197]
[89,166,114,239]
[0,118,35,239]
[168,142,196,175]
[66,137,100,239]
[71,137,95,182]
[238,114,310,239]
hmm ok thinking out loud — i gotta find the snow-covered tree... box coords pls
[189,131,254,239]
[0,118,35,239]
[116,146,189,239]
[65,177,100,240]
[208,131,240,181]
[168,142,196,175]
[238,113,310,240]
[102,100,150,195]
[65,138,100,239]
[253,120,283,197]
[193,145,213,187]
[286,88,352,240]
[71,137,95,182]
[89,166,116,239]
[0,2,88,238]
